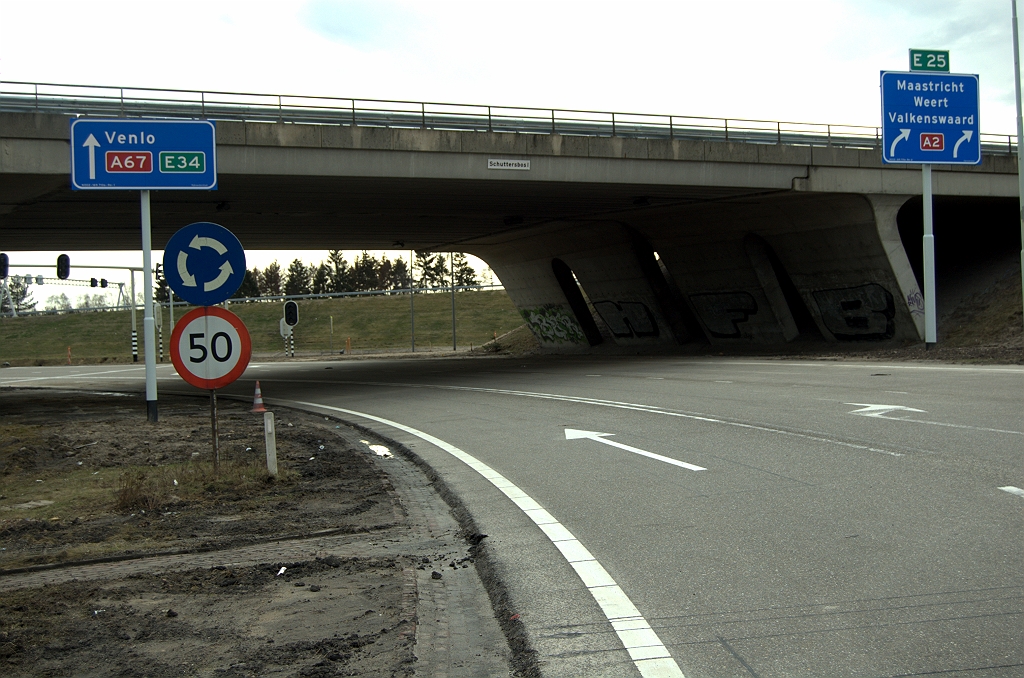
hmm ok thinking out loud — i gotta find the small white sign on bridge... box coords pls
[488,158,530,170]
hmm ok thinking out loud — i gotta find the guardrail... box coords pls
[2,80,1017,155]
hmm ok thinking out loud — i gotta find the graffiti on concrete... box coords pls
[688,292,758,338]
[905,288,924,316]
[592,301,659,338]
[812,284,896,341]
[521,305,587,344]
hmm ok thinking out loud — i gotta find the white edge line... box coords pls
[283,399,686,678]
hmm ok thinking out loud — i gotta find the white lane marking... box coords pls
[0,366,157,384]
[564,428,706,471]
[714,380,733,384]
[884,391,909,395]
[280,399,685,678]
[999,486,1024,498]
[846,403,1022,436]
[327,380,906,458]
[718,360,1024,375]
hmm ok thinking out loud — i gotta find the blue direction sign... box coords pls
[162,222,245,306]
[70,119,217,190]
[881,71,980,164]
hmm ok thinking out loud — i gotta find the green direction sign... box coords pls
[909,49,949,72]
[159,151,206,173]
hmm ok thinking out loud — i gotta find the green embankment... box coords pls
[0,290,525,365]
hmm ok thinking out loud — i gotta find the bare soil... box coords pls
[0,391,427,677]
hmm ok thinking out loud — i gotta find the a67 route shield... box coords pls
[170,306,252,390]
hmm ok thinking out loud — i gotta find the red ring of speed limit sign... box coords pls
[170,306,252,390]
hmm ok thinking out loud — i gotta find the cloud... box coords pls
[301,0,419,48]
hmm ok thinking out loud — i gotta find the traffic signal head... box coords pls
[100,278,108,288]
[154,263,163,282]
[56,254,70,280]
[90,278,98,288]
[283,300,299,326]
[0,253,8,279]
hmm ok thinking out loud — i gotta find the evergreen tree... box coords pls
[389,257,410,290]
[327,250,351,293]
[234,268,261,299]
[451,253,478,289]
[414,251,445,289]
[261,261,283,296]
[4,277,35,312]
[376,255,393,291]
[284,258,312,296]
[311,263,331,294]
[351,251,379,291]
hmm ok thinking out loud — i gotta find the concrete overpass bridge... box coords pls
[1,82,1020,350]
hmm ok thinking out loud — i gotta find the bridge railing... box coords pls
[0,80,1017,155]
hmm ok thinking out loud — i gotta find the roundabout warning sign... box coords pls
[170,306,252,390]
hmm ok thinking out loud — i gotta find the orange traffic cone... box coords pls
[252,381,267,413]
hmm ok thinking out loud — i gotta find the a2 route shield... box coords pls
[170,306,252,390]
[163,222,246,306]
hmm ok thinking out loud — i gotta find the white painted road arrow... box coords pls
[846,403,926,418]
[889,128,911,157]
[82,134,100,180]
[564,428,706,471]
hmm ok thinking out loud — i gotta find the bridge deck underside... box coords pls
[0,173,764,251]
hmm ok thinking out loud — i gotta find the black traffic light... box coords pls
[154,263,164,282]
[100,278,108,288]
[0,253,8,279]
[90,278,98,288]
[283,301,299,326]
[56,254,70,280]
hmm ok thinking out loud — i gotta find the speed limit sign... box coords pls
[170,306,252,390]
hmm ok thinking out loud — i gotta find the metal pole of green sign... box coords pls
[410,249,415,353]
[450,252,457,351]
[140,190,159,421]
[1013,0,1024,331]
[922,165,937,347]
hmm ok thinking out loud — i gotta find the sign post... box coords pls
[164,222,249,470]
[71,119,217,421]
[881,67,981,347]
[170,305,252,471]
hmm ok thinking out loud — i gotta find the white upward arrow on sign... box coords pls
[564,429,706,471]
[82,134,101,180]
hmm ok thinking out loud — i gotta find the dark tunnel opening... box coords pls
[896,196,1021,320]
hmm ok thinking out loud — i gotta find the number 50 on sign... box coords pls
[170,306,252,390]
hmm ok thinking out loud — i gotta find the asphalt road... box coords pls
[3,354,1022,678]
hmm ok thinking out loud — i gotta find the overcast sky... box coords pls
[1,0,1020,289]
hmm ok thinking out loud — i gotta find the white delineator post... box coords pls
[130,269,138,361]
[264,411,278,476]
[140,190,159,421]
[1013,0,1024,330]
[922,164,937,347]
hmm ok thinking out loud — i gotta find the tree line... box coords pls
[156,250,479,301]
